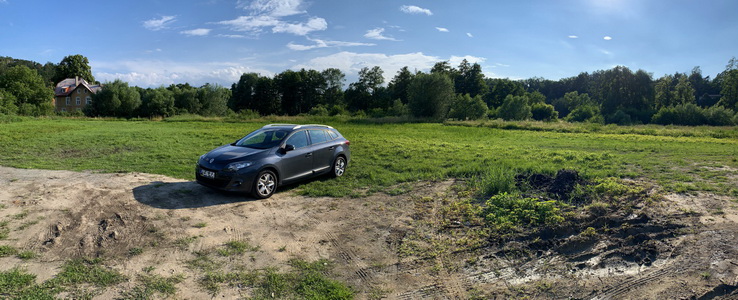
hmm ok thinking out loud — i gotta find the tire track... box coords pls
[590,266,677,300]
[325,231,374,282]
[394,188,468,299]
[396,283,450,300]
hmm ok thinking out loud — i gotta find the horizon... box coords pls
[2,0,737,87]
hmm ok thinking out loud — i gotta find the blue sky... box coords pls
[1,0,736,87]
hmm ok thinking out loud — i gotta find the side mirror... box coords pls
[283,144,296,152]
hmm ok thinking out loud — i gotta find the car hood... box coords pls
[202,145,267,165]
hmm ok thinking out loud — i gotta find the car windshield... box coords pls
[235,129,289,149]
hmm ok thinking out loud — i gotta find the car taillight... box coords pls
[345,140,350,146]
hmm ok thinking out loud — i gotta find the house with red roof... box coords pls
[53,77,102,112]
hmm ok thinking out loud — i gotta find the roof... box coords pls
[54,78,102,97]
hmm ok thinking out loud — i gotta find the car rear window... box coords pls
[326,130,338,140]
[309,129,328,144]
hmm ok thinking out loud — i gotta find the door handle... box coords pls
[305,153,312,157]
[329,146,335,150]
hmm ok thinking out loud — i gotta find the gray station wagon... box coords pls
[196,124,350,198]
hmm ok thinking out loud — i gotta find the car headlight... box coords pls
[226,162,253,171]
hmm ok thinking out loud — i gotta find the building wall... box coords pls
[55,86,92,112]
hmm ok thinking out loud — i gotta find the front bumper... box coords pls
[195,164,257,192]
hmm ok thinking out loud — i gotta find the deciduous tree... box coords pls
[408,73,454,119]
[0,65,54,114]
[87,79,141,117]
[53,54,95,84]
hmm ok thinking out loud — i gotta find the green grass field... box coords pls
[0,116,736,198]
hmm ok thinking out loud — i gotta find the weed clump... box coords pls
[483,192,565,232]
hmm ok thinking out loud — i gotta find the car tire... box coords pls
[252,170,277,199]
[332,156,346,177]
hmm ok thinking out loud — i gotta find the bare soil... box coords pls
[1,166,738,299]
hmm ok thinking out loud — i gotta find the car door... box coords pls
[308,129,333,173]
[279,130,313,182]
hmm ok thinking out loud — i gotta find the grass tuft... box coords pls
[0,245,18,256]
[52,258,126,287]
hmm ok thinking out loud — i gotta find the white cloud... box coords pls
[435,27,449,32]
[272,17,327,35]
[568,35,579,39]
[364,28,399,41]
[400,5,432,16]
[466,33,473,38]
[218,15,280,34]
[219,1,325,36]
[217,34,248,38]
[287,38,375,51]
[241,0,305,17]
[603,36,613,40]
[180,28,211,36]
[143,16,176,31]
[449,55,486,66]
[94,60,273,87]
[286,43,316,51]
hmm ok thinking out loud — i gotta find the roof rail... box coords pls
[299,124,334,129]
[262,124,333,130]
[262,124,296,128]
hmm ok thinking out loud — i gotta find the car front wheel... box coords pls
[253,170,277,199]
[332,156,346,177]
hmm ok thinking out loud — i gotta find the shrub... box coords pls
[387,99,409,116]
[530,102,558,121]
[703,105,735,126]
[368,108,386,118]
[606,110,633,125]
[448,94,488,120]
[235,109,260,119]
[308,105,329,116]
[651,103,706,125]
[328,104,349,116]
[566,104,603,123]
[0,89,18,115]
[498,95,531,121]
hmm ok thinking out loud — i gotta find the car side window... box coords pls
[285,131,309,149]
[308,129,328,144]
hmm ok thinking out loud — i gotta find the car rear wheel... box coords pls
[253,170,277,199]
[332,156,346,177]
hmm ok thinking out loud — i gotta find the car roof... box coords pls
[261,124,335,130]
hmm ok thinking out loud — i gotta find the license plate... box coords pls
[200,169,215,179]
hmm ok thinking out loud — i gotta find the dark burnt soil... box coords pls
[516,169,588,202]
[456,171,738,299]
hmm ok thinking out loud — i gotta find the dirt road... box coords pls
[1,166,737,299]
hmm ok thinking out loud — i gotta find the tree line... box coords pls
[1,54,738,126]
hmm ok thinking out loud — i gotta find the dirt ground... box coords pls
[1,166,738,299]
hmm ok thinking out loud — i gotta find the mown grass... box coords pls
[0,117,735,198]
